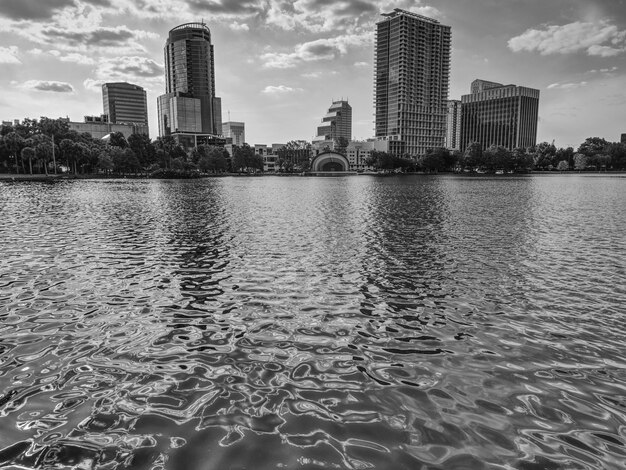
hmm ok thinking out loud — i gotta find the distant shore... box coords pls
[1,171,625,182]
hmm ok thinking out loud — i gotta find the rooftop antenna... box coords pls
[228,110,231,121]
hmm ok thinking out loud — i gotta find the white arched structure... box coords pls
[310,151,350,172]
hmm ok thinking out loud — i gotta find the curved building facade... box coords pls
[157,23,222,142]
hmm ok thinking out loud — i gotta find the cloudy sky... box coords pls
[0,0,625,148]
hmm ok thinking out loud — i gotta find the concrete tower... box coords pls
[374,9,451,157]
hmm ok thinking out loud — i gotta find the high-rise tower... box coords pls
[102,82,148,129]
[313,100,352,146]
[157,22,222,146]
[374,9,451,157]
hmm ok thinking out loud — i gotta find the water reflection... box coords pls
[1,176,625,469]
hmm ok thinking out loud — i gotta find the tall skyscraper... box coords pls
[313,100,352,145]
[460,79,539,152]
[102,82,148,130]
[445,100,461,151]
[157,22,222,147]
[223,121,245,147]
[374,9,451,157]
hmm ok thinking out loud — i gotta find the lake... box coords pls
[1,175,625,469]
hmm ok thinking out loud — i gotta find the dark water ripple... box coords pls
[1,175,625,469]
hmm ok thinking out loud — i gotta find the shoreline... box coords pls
[1,171,625,182]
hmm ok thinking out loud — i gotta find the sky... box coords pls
[0,0,625,149]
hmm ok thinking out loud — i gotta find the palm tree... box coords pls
[3,132,24,174]
[21,147,35,174]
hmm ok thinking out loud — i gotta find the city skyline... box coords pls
[1,0,625,148]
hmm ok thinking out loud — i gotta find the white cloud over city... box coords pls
[508,20,626,57]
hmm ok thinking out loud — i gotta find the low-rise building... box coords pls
[253,144,286,172]
[67,116,148,139]
[346,140,389,171]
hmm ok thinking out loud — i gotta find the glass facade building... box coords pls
[460,79,539,152]
[222,122,245,147]
[102,82,148,130]
[374,9,451,157]
[157,23,222,141]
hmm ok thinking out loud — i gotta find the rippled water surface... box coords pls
[1,175,625,469]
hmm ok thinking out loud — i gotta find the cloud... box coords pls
[84,78,106,91]
[27,48,96,65]
[229,22,250,31]
[588,66,619,74]
[302,71,323,78]
[38,25,156,50]
[547,82,588,90]
[262,33,369,68]
[262,85,303,94]
[508,20,626,57]
[0,46,21,64]
[187,0,263,15]
[21,80,75,93]
[0,0,75,21]
[354,61,369,67]
[263,0,440,34]
[97,56,164,78]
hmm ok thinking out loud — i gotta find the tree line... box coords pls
[367,138,626,173]
[2,117,625,176]
[0,117,265,177]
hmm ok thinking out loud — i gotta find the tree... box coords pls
[232,143,258,173]
[556,147,575,168]
[578,137,608,157]
[3,132,25,173]
[277,140,311,172]
[533,142,557,170]
[573,153,587,171]
[97,153,114,175]
[108,132,128,148]
[556,160,569,172]
[588,153,611,171]
[128,133,156,169]
[60,139,80,174]
[511,147,533,173]
[462,142,482,171]
[334,136,349,154]
[445,150,461,171]
[420,148,447,172]
[483,145,511,173]
[21,147,35,174]
[31,134,54,175]
[605,142,626,170]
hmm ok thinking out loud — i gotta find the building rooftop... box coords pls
[380,8,441,25]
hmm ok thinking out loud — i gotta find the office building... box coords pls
[312,100,352,147]
[346,140,389,171]
[374,9,451,157]
[157,22,223,147]
[223,121,245,146]
[445,100,461,151]
[102,82,148,130]
[67,116,148,140]
[460,79,539,152]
